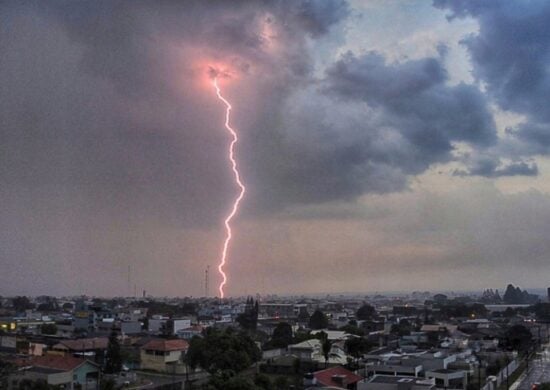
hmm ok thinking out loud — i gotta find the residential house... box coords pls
[140,338,189,373]
[305,366,363,389]
[425,369,468,390]
[9,354,99,390]
[52,337,108,366]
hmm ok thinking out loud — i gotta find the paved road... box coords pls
[516,346,550,390]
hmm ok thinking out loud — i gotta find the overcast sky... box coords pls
[2,0,550,297]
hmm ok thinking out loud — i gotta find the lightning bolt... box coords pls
[213,77,246,299]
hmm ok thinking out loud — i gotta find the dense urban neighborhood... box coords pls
[1,284,550,390]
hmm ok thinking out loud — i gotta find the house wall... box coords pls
[289,348,314,361]
[140,350,182,371]
[172,319,192,334]
[121,321,142,335]
[8,370,72,389]
[74,362,100,385]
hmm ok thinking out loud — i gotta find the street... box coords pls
[515,345,550,390]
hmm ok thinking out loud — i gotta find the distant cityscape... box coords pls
[1,283,550,389]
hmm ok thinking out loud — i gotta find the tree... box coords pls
[207,372,260,390]
[186,327,261,374]
[104,329,122,374]
[40,324,57,335]
[503,325,532,352]
[12,296,34,312]
[99,378,117,390]
[37,297,58,312]
[340,323,364,336]
[267,322,293,349]
[533,303,550,321]
[308,310,328,330]
[274,376,289,390]
[254,373,273,390]
[470,303,488,317]
[391,319,412,336]
[503,284,538,304]
[1,358,16,389]
[356,304,376,320]
[345,337,371,361]
[237,297,259,332]
[320,333,332,368]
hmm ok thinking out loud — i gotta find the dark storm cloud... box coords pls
[434,0,550,154]
[323,51,497,175]
[0,0,349,229]
[0,0,352,295]
[454,156,538,178]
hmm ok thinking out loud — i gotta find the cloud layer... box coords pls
[2,0,550,296]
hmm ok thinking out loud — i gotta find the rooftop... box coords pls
[314,366,362,388]
[142,339,189,352]
[369,375,435,386]
[55,337,109,351]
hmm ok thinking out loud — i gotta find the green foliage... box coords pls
[40,324,57,335]
[308,310,328,330]
[345,337,371,358]
[12,296,34,312]
[340,323,364,336]
[187,327,261,374]
[254,373,273,390]
[436,302,488,318]
[433,294,448,303]
[391,319,412,336]
[503,324,532,352]
[237,298,259,332]
[356,304,376,320]
[503,284,538,304]
[274,376,289,390]
[321,336,332,367]
[105,329,122,374]
[1,358,16,388]
[99,378,117,390]
[205,371,260,390]
[533,303,550,321]
[292,329,315,344]
[265,322,293,349]
[136,300,197,317]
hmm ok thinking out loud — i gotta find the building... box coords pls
[176,325,203,340]
[306,366,363,389]
[288,339,349,365]
[259,303,295,319]
[52,337,109,366]
[358,375,436,390]
[140,339,189,373]
[121,321,142,335]
[425,369,468,390]
[9,354,99,390]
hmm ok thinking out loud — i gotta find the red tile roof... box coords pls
[314,366,363,389]
[142,339,189,352]
[27,355,95,372]
[56,337,109,351]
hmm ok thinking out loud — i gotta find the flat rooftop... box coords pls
[370,375,435,386]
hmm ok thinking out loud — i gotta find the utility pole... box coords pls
[127,264,131,298]
[205,266,210,298]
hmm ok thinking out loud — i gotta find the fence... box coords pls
[481,360,519,390]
